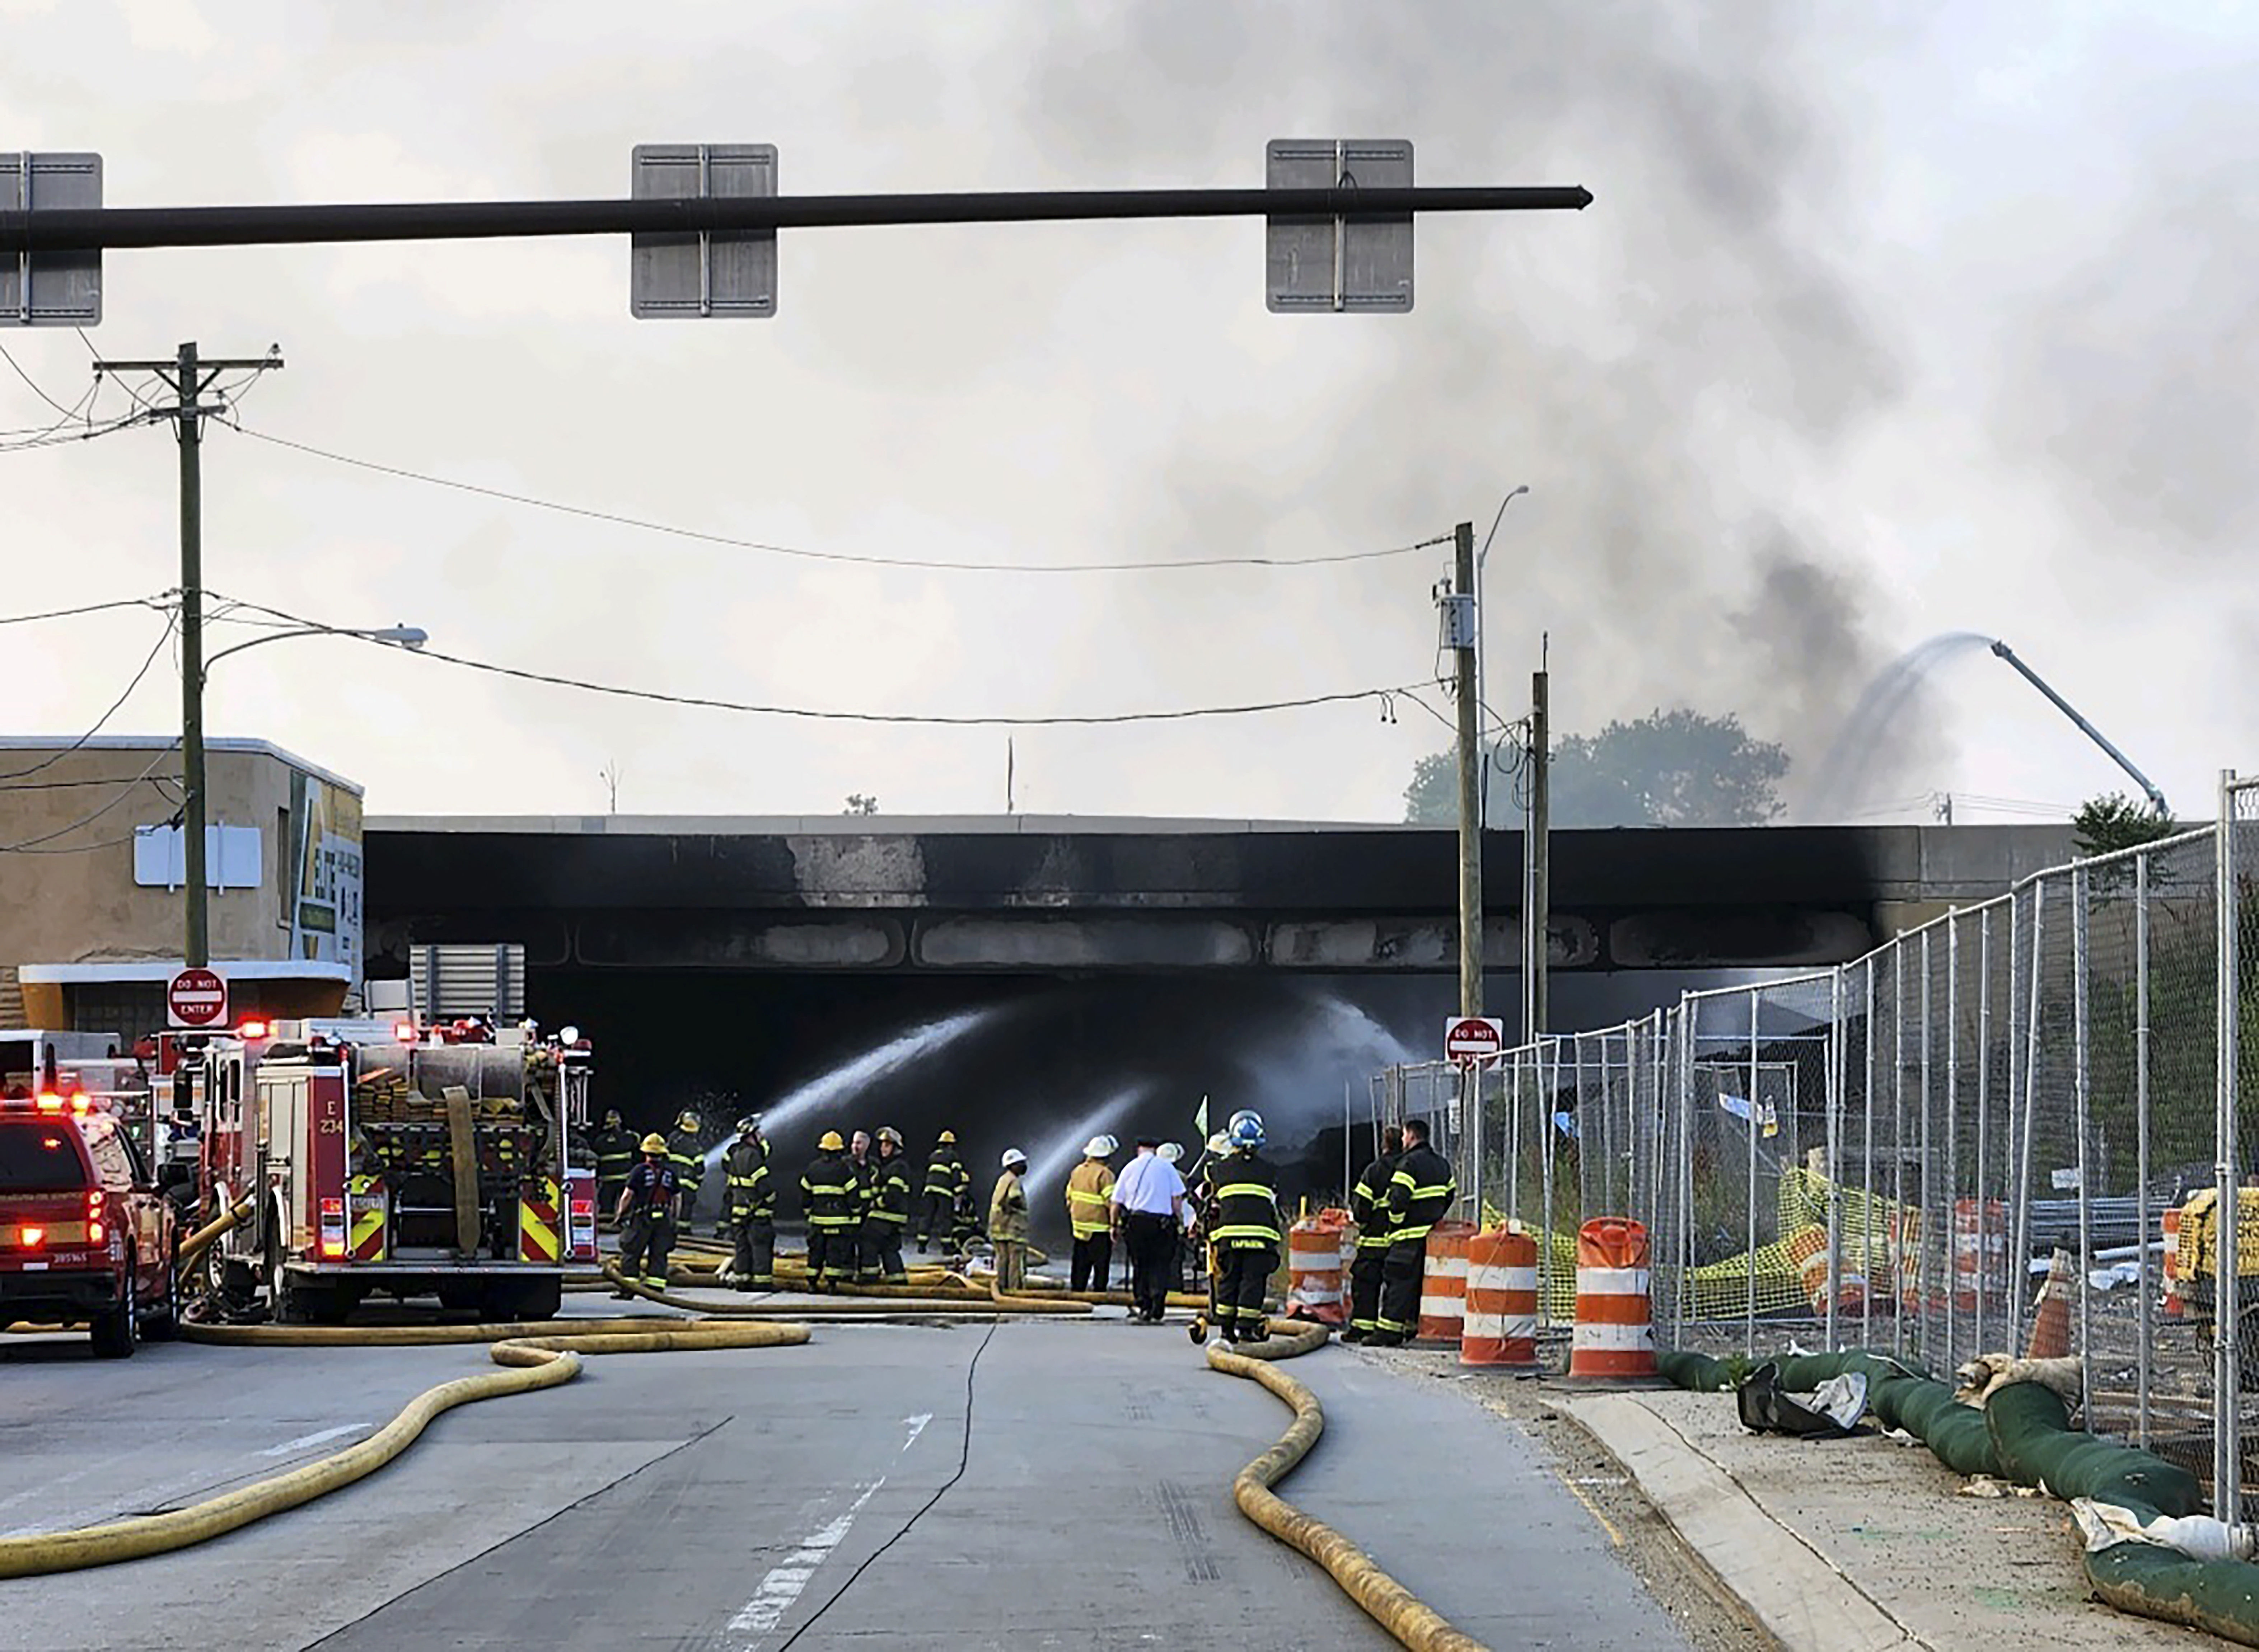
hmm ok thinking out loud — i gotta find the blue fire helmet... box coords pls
[1226,1108,1260,1134]
[1227,1112,1265,1150]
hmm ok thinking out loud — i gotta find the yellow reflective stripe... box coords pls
[1066,1191,1111,1209]
[1406,1184,1453,1198]
[1393,1223,1435,1241]
[1215,1182,1276,1200]
[1212,1225,1281,1242]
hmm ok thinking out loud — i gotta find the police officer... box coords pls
[1369,1117,1456,1347]
[724,1113,776,1291]
[1208,1110,1282,1344]
[590,1108,637,1215]
[917,1129,968,1253]
[800,1130,857,1291]
[1343,1125,1404,1343]
[666,1109,706,1230]
[862,1126,915,1284]
[613,1133,679,1296]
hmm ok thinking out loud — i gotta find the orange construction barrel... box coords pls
[1567,1217,1657,1380]
[1415,1219,1477,1347]
[1286,1209,1350,1326]
[1461,1227,1539,1370]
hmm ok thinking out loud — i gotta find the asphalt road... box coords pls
[0,1307,1693,1651]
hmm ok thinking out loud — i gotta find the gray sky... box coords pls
[3,1,2251,825]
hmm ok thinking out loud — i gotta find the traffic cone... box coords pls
[2025,1247,2073,1359]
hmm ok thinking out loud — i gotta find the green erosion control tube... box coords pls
[1210,1320,1488,1652]
[1658,1348,2259,1644]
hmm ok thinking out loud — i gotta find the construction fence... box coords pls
[1369,773,2259,1520]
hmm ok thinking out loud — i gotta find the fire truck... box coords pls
[173,1018,599,1322]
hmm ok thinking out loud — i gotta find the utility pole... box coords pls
[1524,654,1552,1040]
[94,341,284,968]
[1451,521,1482,1019]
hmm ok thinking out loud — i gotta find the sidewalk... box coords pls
[1546,1383,2195,1652]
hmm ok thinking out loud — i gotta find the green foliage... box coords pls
[2074,793,2178,862]
[1402,707,1790,827]
[843,793,879,816]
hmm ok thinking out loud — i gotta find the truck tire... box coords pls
[90,1264,138,1360]
[267,1242,312,1326]
[141,1246,181,1342]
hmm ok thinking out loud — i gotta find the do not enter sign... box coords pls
[167,967,229,1029]
[1444,1015,1505,1063]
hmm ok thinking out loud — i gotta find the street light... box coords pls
[1473,485,1529,830]
[181,620,427,968]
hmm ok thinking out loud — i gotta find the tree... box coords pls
[2073,792,2178,860]
[843,793,880,816]
[1402,707,1789,828]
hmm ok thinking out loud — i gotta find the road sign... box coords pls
[167,966,228,1030]
[1265,139,1413,314]
[630,144,777,319]
[1444,1015,1504,1064]
[1,152,102,327]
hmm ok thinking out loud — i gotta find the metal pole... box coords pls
[1978,908,1993,1362]
[1539,1037,1557,1333]
[1921,930,1936,1362]
[1827,968,1843,1350]
[2014,881,2048,1355]
[1453,522,1483,1022]
[1529,668,1550,1039]
[2136,850,2154,1449]
[1945,920,1961,1376]
[2216,775,2241,1521]
[1893,944,1907,1360]
[1747,992,1761,1358]
[2073,865,2095,1427]
[1343,1078,1353,1207]
[1863,961,1876,1349]
[176,341,207,969]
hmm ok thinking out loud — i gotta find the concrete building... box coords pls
[0,736,364,1035]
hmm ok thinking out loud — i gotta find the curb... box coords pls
[1551,1392,1927,1652]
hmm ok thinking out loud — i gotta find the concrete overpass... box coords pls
[363,815,2076,976]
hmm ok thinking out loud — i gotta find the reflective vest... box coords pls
[591,1126,637,1181]
[1350,1151,1401,1250]
[726,1137,774,1220]
[923,1148,967,1200]
[1066,1159,1116,1237]
[801,1151,858,1229]
[1209,1151,1282,1249]
[1386,1144,1456,1243]
[666,1128,705,1191]
[866,1151,914,1224]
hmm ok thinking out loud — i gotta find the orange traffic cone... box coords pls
[2025,1247,2073,1359]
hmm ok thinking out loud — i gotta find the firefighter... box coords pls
[1343,1125,1404,1343]
[1157,1141,1189,1291]
[917,1129,968,1253]
[666,1108,706,1230]
[724,1113,776,1291]
[862,1126,915,1284]
[990,1147,1031,1292]
[845,1128,878,1282]
[1369,1117,1456,1348]
[590,1109,637,1215]
[1066,1134,1118,1291]
[613,1133,679,1296]
[800,1129,857,1291]
[1207,1110,1283,1344]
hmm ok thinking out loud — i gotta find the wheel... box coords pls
[142,1243,181,1341]
[267,1242,311,1326]
[90,1262,139,1359]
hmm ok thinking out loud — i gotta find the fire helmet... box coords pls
[1084,1134,1117,1158]
[639,1132,668,1154]
[603,1109,622,1128]
[877,1126,903,1148]
[1001,1147,1028,1170]
[937,1129,957,1145]
[677,1109,701,1132]
[818,1129,846,1152]
[1228,1112,1266,1150]
[736,1114,763,1137]
[1157,1141,1184,1164]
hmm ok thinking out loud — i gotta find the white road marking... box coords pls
[901,1412,932,1451]
[259,1423,370,1457]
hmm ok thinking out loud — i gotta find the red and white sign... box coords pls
[167,967,229,1030]
[1444,1015,1505,1063]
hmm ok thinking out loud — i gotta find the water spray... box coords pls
[1024,1081,1152,1195]
[1989,639,2171,818]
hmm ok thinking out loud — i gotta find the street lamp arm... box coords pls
[200,623,427,681]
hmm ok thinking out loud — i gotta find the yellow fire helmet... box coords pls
[639,1133,669,1154]
[818,1129,846,1152]
[937,1129,957,1145]
[677,1109,700,1131]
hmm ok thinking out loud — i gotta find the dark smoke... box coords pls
[1020,2,1918,806]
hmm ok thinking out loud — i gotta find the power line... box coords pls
[0,338,86,421]
[0,741,181,853]
[208,591,1427,728]
[223,423,1454,576]
[0,594,170,627]
[0,612,179,784]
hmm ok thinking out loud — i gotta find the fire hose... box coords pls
[1208,1319,1489,1652]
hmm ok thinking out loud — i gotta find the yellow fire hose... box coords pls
[1211,1321,1490,1652]
[600,1263,1095,1316]
[0,1314,809,1579]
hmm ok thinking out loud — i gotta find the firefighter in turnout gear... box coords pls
[1208,1111,1283,1343]
[590,1109,637,1215]
[917,1130,968,1253]
[665,1109,706,1231]
[1344,1125,1404,1343]
[724,1114,776,1291]
[862,1127,915,1283]
[614,1134,679,1295]
[1066,1134,1118,1291]
[846,1129,879,1282]
[1370,1116,1456,1347]
[800,1130,857,1291]
[990,1148,1031,1292]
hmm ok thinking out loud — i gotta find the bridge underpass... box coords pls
[367,815,2075,1223]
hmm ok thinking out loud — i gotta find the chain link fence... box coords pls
[1372,782,2259,1515]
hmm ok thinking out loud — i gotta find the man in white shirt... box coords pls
[1109,1136,1187,1323]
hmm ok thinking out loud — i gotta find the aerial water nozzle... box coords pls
[1989,639,2172,820]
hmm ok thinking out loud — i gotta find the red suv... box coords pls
[0,1096,180,1356]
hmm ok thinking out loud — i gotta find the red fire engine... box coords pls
[173,1018,598,1322]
